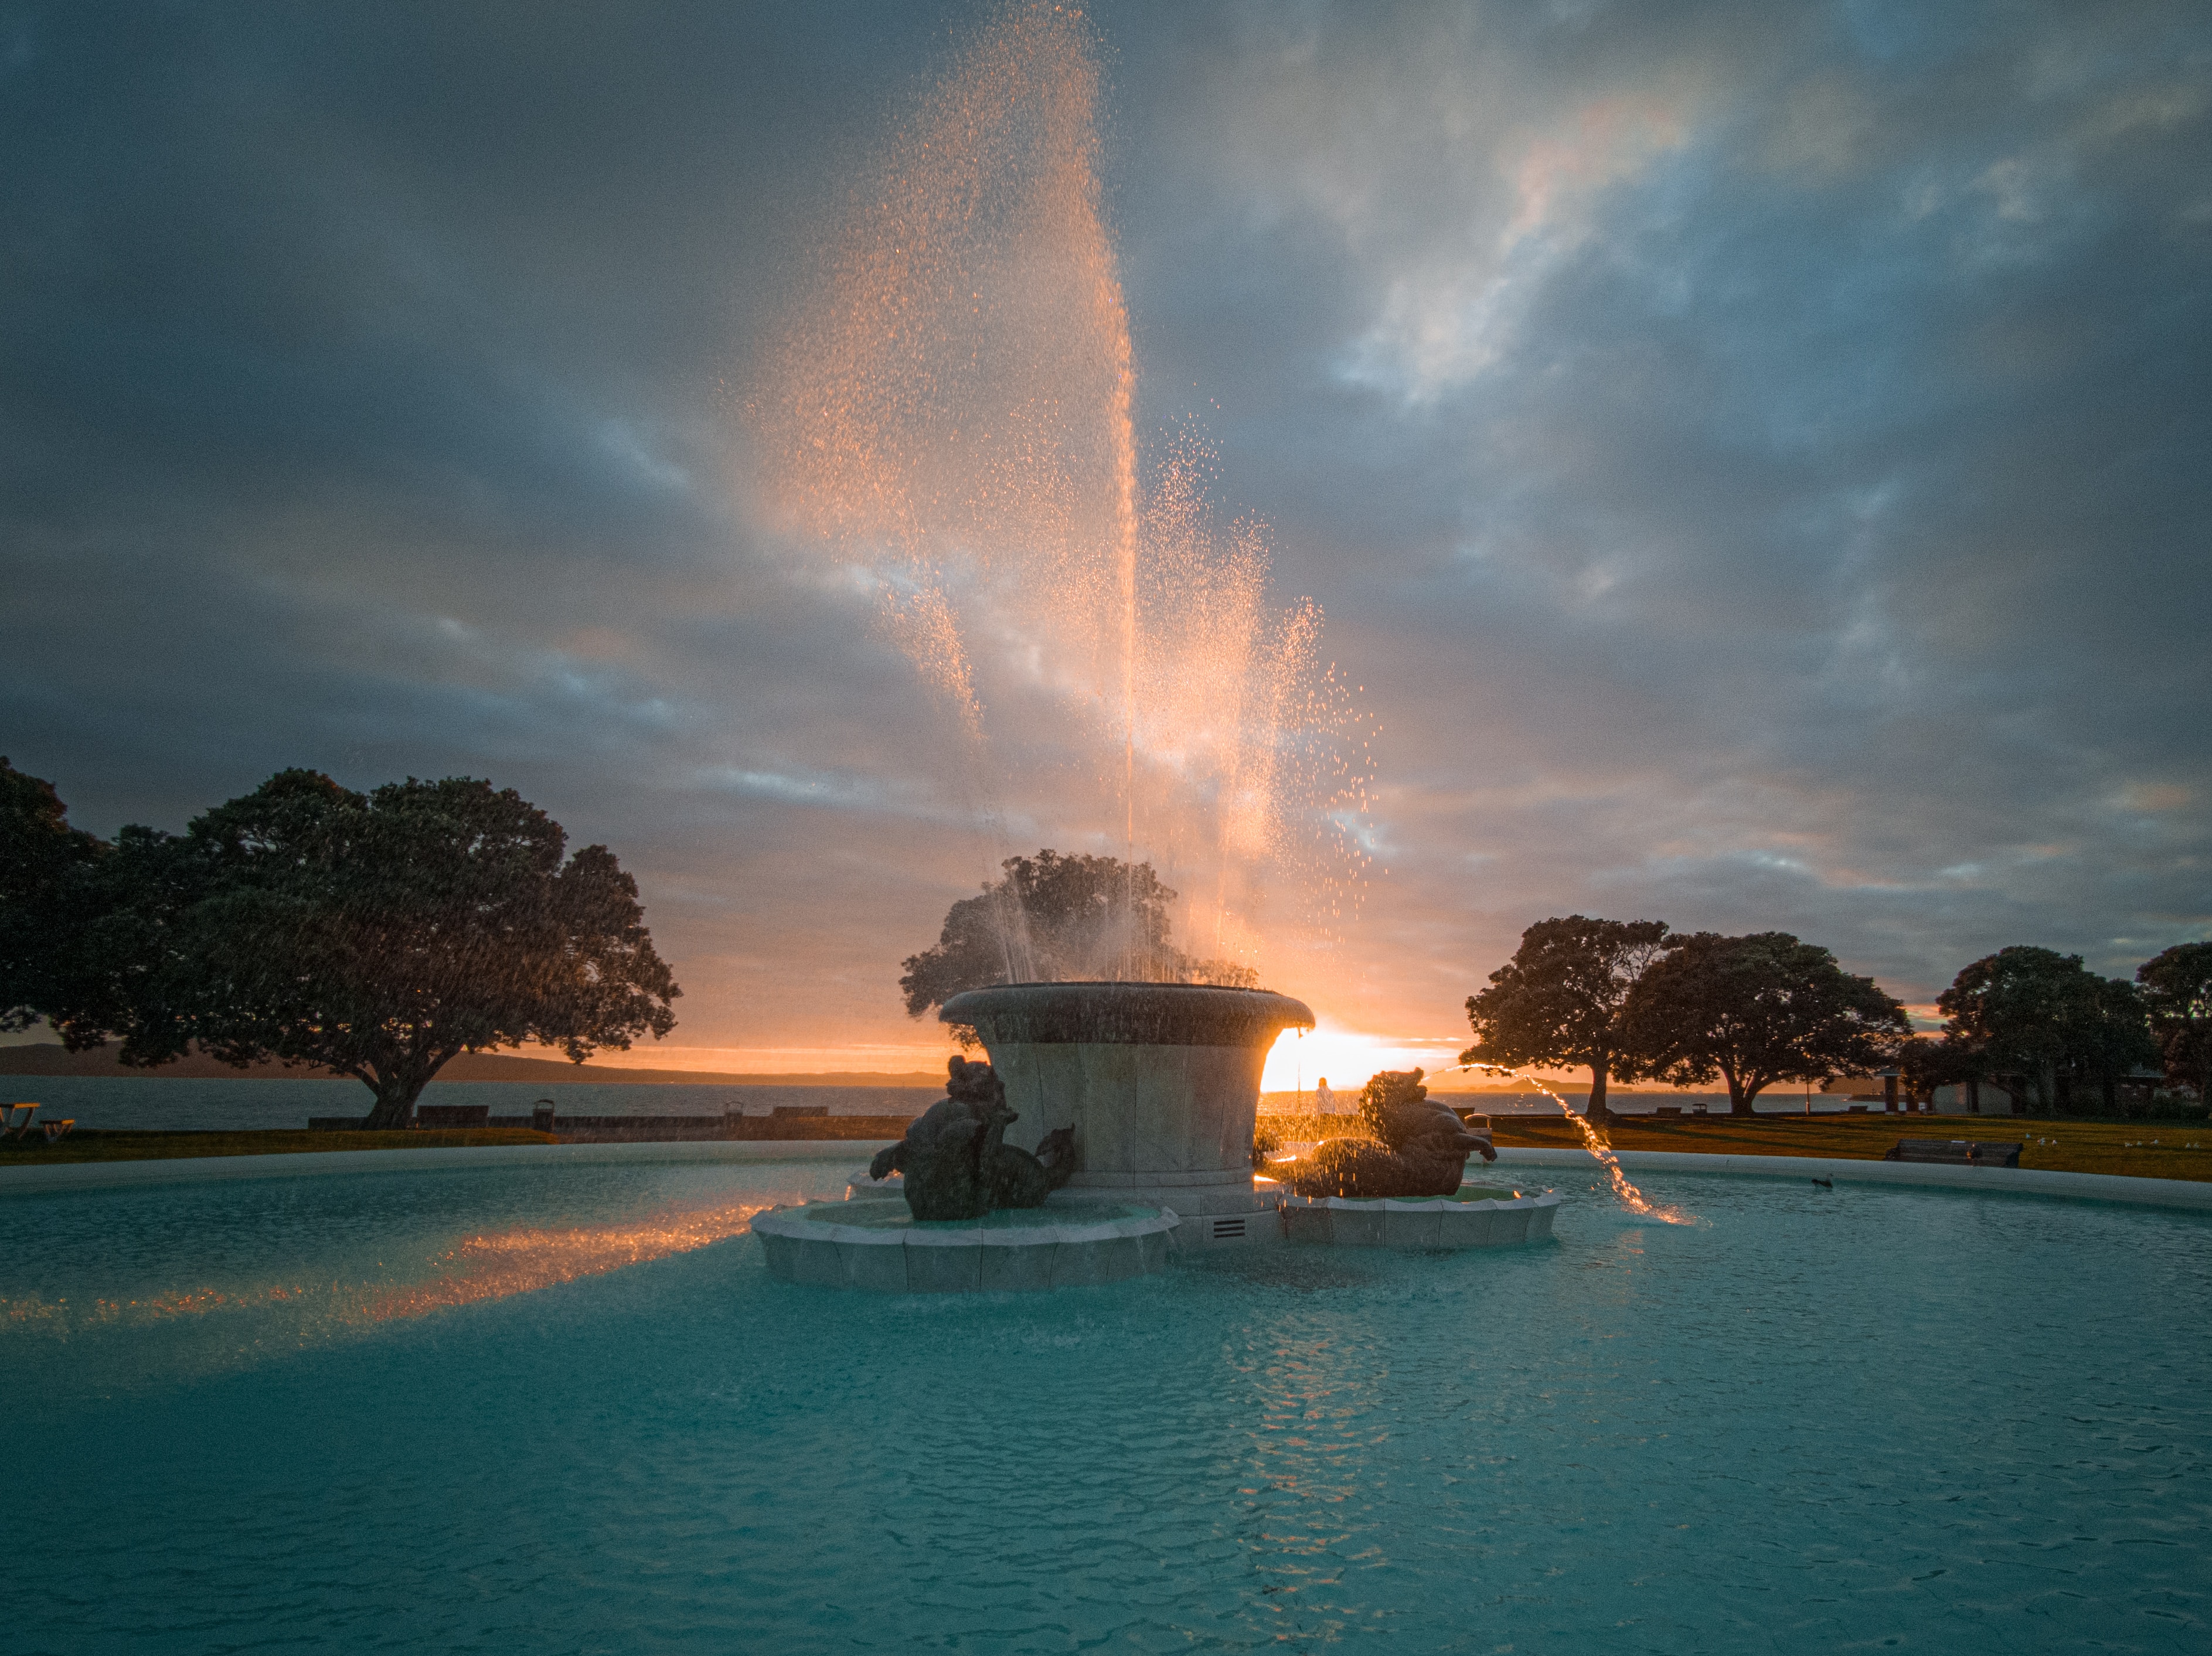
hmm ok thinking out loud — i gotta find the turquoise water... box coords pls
[3,1158,2207,1652]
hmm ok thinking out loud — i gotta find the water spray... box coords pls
[1430,1061,1691,1223]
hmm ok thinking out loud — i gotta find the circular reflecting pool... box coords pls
[3,1157,2205,1652]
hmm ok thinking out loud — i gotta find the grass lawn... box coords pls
[1485,1112,2212,1184]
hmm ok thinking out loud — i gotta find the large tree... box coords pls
[1938,945,2155,1115]
[2136,942,2212,1105]
[0,757,108,1031]
[899,849,1254,1020]
[1461,915,1670,1122]
[1897,1031,1982,1107]
[51,770,680,1129]
[1623,931,1909,1115]
[2068,974,2160,1113]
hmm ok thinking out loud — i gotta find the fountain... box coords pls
[756,986,1563,1290]
[756,983,1313,1289]
[739,8,1566,1290]
[11,8,2208,1637]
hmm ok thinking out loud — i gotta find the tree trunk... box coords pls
[1726,1064,1754,1116]
[1586,1061,1611,1123]
[360,1069,433,1130]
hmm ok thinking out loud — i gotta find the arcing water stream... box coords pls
[1431,1061,1693,1222]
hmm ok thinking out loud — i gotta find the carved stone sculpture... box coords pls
[868,1056,1079,1221]
[1278,1068,1493,1200]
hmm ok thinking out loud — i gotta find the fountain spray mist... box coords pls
[751,1,1371,980]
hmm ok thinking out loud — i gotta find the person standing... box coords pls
[1314,1076,1341,1115]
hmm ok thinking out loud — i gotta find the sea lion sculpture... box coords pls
[868,1055,1078,1221]
[1279,1068,1494,1200]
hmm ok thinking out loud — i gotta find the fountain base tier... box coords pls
[754,1199,1178,1293]
[844,1168,1279,1249]
[1279,1187,1564,1249]
[1055,1183,1278,1247]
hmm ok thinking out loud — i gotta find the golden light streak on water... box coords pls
[1439,1062,1693,1224]
[356,1200,773,1323]
[2,1198,781,1340]
[3,1286,308,1330]
[750,0,1372,971]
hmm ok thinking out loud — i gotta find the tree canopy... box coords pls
[1622,931,1909,1115]
[1938,945,2155,1114]
[1461,915,1670,1120]
[899,849,1255,1021]
[46,769,680,1128]
[2135,941,2212,1103]
[1897,1031,1982,1104]
[0,757,107,1033]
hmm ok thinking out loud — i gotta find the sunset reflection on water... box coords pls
[356,1198,777,1322]
[4,1195,792,1339]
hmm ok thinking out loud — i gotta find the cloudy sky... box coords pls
[5,0,2207,1079]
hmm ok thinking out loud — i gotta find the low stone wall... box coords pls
[0,1138,904,1196]
[307,1111,917,1142]
[1493,1147,2212,1211]
[523,1113,914,1143]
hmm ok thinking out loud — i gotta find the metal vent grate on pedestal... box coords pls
[1211,1217,1248,1241]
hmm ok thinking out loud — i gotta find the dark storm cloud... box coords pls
[1104,0,2211,1021]
[0,0,993,1048]
[3,0,2207,1055]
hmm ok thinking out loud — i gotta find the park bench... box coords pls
[1448,1109,1496,1143]
[414,1103,491,1129]
[1883,1139,2022,1168]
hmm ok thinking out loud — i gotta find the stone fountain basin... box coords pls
[937,983,1313,1228]
[1275,1185,1563,1249]
[753,1198,1178,1293]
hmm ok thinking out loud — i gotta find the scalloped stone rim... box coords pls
[938,981,1315,1047]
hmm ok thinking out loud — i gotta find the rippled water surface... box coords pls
[4,1159,2207,1652]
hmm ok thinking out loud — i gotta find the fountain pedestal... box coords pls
[940,983,1313,1248]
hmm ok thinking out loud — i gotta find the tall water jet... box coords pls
[750,0,1371,979]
